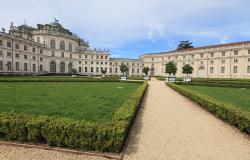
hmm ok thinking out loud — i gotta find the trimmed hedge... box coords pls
[167,83,250,135]
[173,82,250,89]
[0,81,148,153]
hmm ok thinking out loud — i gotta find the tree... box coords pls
[71,68,77,75]
[182,64,193,77]
[101,69,107,76]
[177,40,194,50]
[120,64,129,76]
[142,67,150,76]
[165,61,177,76]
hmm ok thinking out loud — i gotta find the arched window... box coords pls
[68,62,73,73]
[50,61,56,73]
[60,62,65,73]
[60,41,65,50]
[68,43,72,52]
[50,40,56,49]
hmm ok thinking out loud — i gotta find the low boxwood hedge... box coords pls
[173,82,250,89]
[0,81,148,153]
[167,83,250,135]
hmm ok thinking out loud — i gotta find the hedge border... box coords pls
[167,83,250,135]
[173,82,250,89]
[0,81,148,153]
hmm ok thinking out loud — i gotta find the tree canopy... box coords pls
[165,61,177,76]
[177,40,194,50]
[142,67,150,76]
[120,64,129,76]
[182,64,193,76]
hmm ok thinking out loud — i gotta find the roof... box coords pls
[142,41,250,56]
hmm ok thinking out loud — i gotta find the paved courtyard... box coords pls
[1,78,250,160]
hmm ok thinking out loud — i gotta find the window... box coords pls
[132,68,134,73]
[33,56,36,60]
[15,62,19,71]
[105,62,108,65]
[105,56,108,59]
[24,63,28,71]
[51,51,55,57]
[15,43,20,50]
[7,52,12,57]
[222,52,225,57]
[79,61,81,64]
[70,54,72,59]
[248,58,250,62]
[210,52,214,57]
[152,58,154,61]
[91,67,94,73]
[109,67,112,73]
[115,68,118,73]
[248,66,250,73]
[91,61,93,65]
[0,40,3,46]
[101,62,103,65]
[37,37,40,43]
[191,54,194,59]
[96,62,99,65]
[233,66,238,73]
[40,57,43,61]
[183,55,186,59]
[40,49,43,54]
[234,51,238,55]
[96,55,99,59]
[15,54,19,58]
[85,61,87,64]
[210,60,214,64]
[91,55,94,59]
[85,67,88,72]
[221,66,225,74]
[96,67,99,73]
[85,55,88,59]
[79,67,82,73]
[79,54,81,58]
[32,47,36,53]
[50,40,56,49]
[0,51,2,56]
[200,61,203,65]
[39,65,43,71]
[7,61,11,71]
[101,55,104,59]
[60,41,65,50]
[233,59,238,63]
[248,50,250,54]
[68,43,72,52]
[61,52,64,58]
[0,61,3,70]
[137,68,140,74]
[7,42,12,48]
[200,54,204,58]
[210,67,214,74]
[24,55,28,59]
[221,59,225,64]
[33,64,36,72]
[24,45,28,51]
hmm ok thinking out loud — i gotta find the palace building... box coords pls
[0,20,250,79]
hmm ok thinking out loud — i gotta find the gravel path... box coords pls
[123,78,250,160]
[0,145,109,160]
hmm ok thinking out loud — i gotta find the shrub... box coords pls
[0,81,148,153]
[167,83,250,135]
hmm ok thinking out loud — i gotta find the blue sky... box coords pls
[1,0,250,58]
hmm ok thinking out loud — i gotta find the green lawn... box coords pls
[181,85,250,112]
[0,82,140,122]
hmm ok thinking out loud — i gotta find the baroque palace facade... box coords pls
[0,20,250,79]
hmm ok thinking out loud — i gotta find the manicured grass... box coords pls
[181,85,250,112]
[0,82,140,122]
